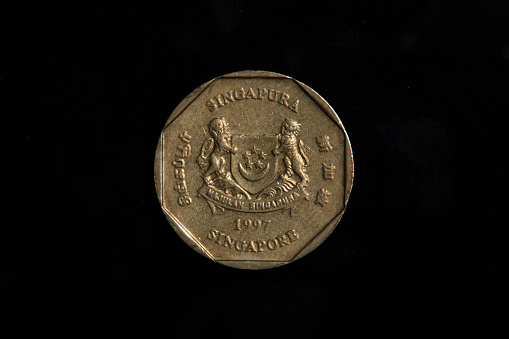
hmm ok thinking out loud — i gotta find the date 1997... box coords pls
[234,218,271,231]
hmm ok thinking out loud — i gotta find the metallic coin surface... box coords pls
[154,70,353,269]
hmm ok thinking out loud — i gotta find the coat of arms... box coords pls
[197,118,310,215]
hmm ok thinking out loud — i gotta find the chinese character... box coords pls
[316,135,333,152]
[315,188,331,207]
[322,162,335,180]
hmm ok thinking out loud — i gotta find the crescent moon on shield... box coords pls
[239,162,270,182]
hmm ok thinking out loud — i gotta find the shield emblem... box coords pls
[231,135,279,195]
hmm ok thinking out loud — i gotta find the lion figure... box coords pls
[198,118,238,185]
[273,119,309,190]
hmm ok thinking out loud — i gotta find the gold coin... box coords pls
[154,70,353,269]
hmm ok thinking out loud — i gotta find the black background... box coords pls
[7,1,507,336]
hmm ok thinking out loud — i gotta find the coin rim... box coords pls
[154,70,354,269]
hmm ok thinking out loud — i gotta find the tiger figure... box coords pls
[273,119,310,191]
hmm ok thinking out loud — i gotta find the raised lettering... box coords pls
[234,87,246,100]
[278,92,290,107]
[206,99,218,112]
[205,89,298,113]
[207,229,219,241]
[316,135,333,152]
[179,131,192,143]
[176,144,191,158]
[267,239,277,250]
[288,99,299,113]
[172,158,185,168]
[322,162,336,180]
[215,94,225,107]
[245,240,257,252]
[173,131,192,207]
[223,90,235,104]
[208,229,299,252]
[276,235,290,247]
[257,88,267,100]
[268,89,280,102]
[174,168,184,180]
[235,240,247,251]
[286,229,299,242]
[177,195,192,206]
[245,87,257,99]
[223,235,236,249]
[174,181,187,194]
[215,233,225,245]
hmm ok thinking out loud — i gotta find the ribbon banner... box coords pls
[199,185,307,214]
